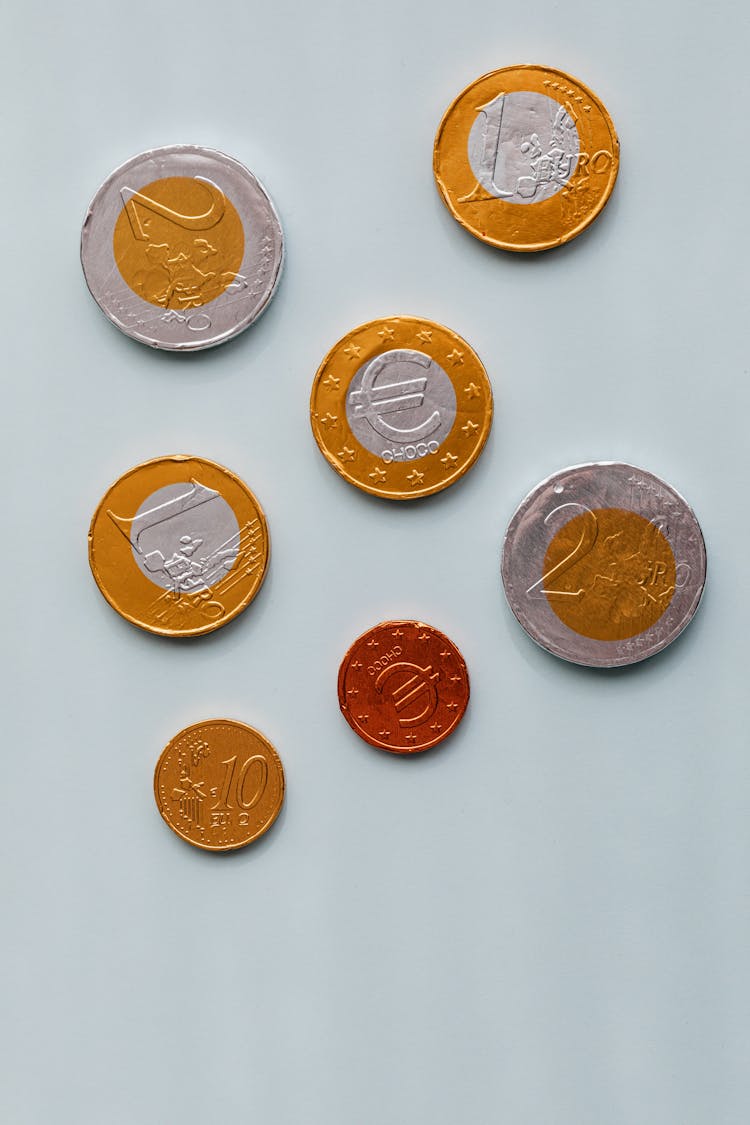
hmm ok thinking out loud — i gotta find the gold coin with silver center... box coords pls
[310,317,493,499]
[88,455,269,637]
[433,65,619,251]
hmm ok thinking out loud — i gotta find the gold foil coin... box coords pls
[88,455,269,637]
[154,720,285,851]
[310,316,492,499]
[433,65,619,251]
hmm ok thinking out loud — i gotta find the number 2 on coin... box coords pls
[526,503,598,600]
[120,177,226,241]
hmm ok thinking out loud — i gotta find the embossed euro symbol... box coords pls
[107,479,220,554]
[349,350,441,441]
[120,177,226,241]
[375,661,440,727]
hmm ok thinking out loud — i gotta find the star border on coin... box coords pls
[309,316,493,500]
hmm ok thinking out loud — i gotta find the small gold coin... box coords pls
[434,65,619,251]
[154,720,285,851]
[88,455,269,637]
[310,316,492,499]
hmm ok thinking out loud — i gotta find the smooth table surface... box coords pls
[2,1,749,1122]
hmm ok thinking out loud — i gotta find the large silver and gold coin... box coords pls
[81,145,283,349]
[434,66,619,251]
[89,455,269,637]
[501,463,706,667]
[154,720,285,851]
[310,316,492,500]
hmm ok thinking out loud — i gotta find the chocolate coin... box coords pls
[338,621,469,752]
[89,455,269,637]
[154,720,284,851]
[501,463,706,666]
[434,65,619,251]
[81,145,283,349]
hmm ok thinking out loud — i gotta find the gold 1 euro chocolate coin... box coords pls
[338,621,470,753]
[434,65,619,251]
[80,145,283,350]
[89,455,269,637]
[310,317,492,499]
[501,463,707,667]
[154,720,285,851]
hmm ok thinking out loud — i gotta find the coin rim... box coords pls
[80,143,284,351]
[153,718,285,851]
[433,64,620,252]
[337,619,470,753]
[310,316,493,500]
[88,454,270,638]
[500,461,707,667]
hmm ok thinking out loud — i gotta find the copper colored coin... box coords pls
[154,719,285,851]
[338,621,469,753]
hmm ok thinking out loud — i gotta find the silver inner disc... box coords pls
[128,482,239,592]
[345,349,457,462]
[467,91,579,204]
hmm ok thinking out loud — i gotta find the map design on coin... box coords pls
[434,65,619,251]
[81,145,283,350]
[338,621,470,753]
[108,480,241,594]
[89,456,269,637]
[466,91,580,204]
[310,317,492,500]
[113,176,245,310]
[501,463,706,667]
[154,720,285,851]
[540,507,677,641]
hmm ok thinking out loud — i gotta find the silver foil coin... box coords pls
[501,462,706,667]
[80,145,284,351]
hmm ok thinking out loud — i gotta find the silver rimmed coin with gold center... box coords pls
[434,66,619,251]
[81,145,283,349]
[310,317,493,499]
[501,463,706,667]
[88,455,269,637]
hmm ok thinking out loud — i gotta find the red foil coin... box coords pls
[337,621,470,753]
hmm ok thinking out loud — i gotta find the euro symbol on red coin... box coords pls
[375,662,440,727]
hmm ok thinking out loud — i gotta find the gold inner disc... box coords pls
[543,508,676,641]
[113,176,244,308]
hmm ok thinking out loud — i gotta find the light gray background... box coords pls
[2,2,749,1123]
